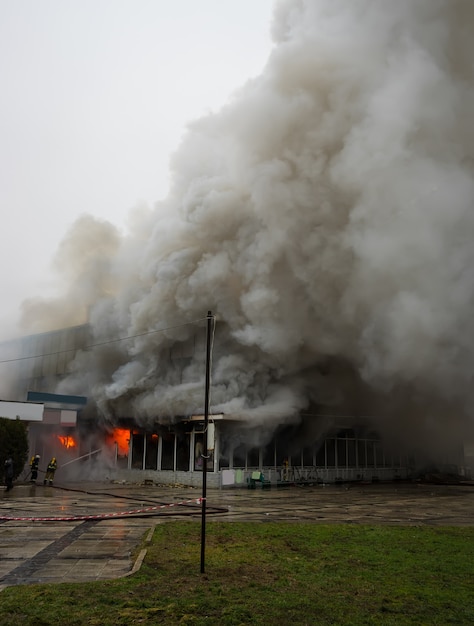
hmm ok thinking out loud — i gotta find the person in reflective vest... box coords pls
[30,455,40,483]
[44,457,58,485]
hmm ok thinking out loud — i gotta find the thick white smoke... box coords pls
[21,0,474,448]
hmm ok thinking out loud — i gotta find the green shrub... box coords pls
[0,417,29,482]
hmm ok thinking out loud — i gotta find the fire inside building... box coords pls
[0,323,471,488]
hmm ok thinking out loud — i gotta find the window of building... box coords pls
[219,451,230,470]
[161,432,175,470]
[145,433,159,470]
[176,432,190,471]
[316,442,325,467]
[336,438,347,468]
[326,439,336,468]
[247,447,259,469]
[131,432,144,469]
[233,444,246,468]
[262,440,275,467]
[303,446,314,466]
[357,440,366,468]
[193,433,213,471]
[366,441,375,468]
[347,439,356,466]
[374,441,384,467]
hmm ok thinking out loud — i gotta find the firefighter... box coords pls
[30,455,40,483]
[4,455,14,492]
[44,457,58,485]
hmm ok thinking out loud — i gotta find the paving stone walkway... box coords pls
[0,481,473,590]
[0,483,204,589]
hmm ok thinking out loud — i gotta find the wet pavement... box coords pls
[0,480,473,590]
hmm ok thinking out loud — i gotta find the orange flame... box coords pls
[107,428,130,456]
[57,435,77,449]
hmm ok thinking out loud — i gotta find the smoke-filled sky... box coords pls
[0,0,274,339]
[3,0,474,449]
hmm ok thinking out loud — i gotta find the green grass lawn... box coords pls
[1,522,473,625]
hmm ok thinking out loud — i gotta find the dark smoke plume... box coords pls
[20,0,474,452]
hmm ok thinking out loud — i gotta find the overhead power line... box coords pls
[0,317,208,365]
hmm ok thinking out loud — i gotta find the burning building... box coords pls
[2,1,474,485]
[0,319,469,487]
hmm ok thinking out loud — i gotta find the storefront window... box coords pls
[262,441,275,467]
[176,432,190,471]
[247,447,259,468]
[347,439,356,467]
[326,439,336,468]
[316,442,325,467]
[145,433,158,470]
[336,438,347,468]
[194,433,213,471]
[375,441,384,467]
[233,444,246,468]
[303,446,314,466]
[161,432,175,470]
[366,441,375,468]
[131,432,144,469]
[357,440,366,468]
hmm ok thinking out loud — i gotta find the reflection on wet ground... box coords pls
[0,481,473,589]
[207,482,474,525]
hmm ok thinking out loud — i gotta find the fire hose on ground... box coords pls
[1,484,229,521]
[0,497,205,522]
[4,450,229,521]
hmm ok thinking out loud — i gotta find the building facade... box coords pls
[0,325,469,487]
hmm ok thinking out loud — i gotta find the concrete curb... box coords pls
[122,522,157,578]
[126,549,148,577]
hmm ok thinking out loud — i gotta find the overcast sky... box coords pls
[0,0,275,341]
